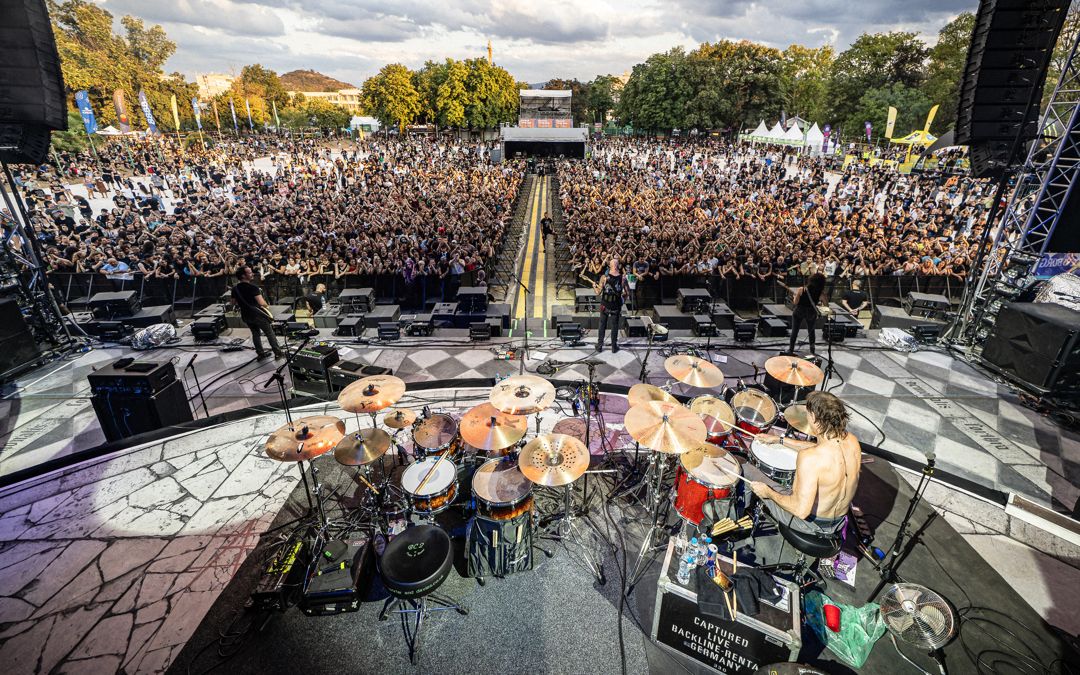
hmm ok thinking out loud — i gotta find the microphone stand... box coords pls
[867,455,936,602]
[185,353,210,418]
[508,268,531,375]
[637,325,659,382]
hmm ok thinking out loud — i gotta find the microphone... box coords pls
[187,353,197,370]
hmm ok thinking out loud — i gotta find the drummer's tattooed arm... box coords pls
[750,451,821,520]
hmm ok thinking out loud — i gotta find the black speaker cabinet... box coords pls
[981,301,1080,395]
[90,379,194,442]
[0,298,41,379]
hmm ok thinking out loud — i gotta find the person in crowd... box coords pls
[840,279,869,316]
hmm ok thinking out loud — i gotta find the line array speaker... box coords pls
[980,300,1080,395]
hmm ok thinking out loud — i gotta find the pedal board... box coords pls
[249,539,307,612]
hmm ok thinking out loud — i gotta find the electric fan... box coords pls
[879,583,956,674]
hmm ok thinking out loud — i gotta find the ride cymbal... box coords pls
[624,401,707,454]
[382,408,418,429]
[627,383,677,407]
[518,433,589,487]
[665,354,725,388]
[489,375,556,415]
[338,374,406,413]
[265,416,346,462]
[333,428,392,466]
[460,403,527,451]
[764,355,824,388]
[783,404,815,437]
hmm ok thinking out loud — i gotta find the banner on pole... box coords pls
[923,104,939,134]
[229,99,239,132]
[113,89,131,133]
[822,124,831,153]
[137,90,159,134]
[192,98,203,130]
[170,94,181,131]
[75,90,97,135]
[865,121,872,142]
[272,100,280,128]
[885,106,897,139]
[245,98,254,129]
[212,100,222,130]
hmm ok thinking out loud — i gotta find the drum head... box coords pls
[750,439,798,471]
[402,457,457,496]
[414,414,458,451]
[683,449,741,487]
[732,389,778,426]
[472,457,532,506]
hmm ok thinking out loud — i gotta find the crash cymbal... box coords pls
[783,404,815,437]
[333,428,392,466]
[665,354,725,388]
[459,403,527,451]
[624,401,707,454]
[627,383,677,407]
[764,355,824,388]
[265,416,346,462]
[338,374,406,413]
[680,442,732,472]
[690,395,736,434]
[489,375,556,415]
[518,433,589,487]
[382,408,417,429]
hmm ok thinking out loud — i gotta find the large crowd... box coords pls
[7,134,520,302]
[560,138,988,287]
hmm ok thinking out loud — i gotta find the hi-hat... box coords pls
[627,383,677,407]
[460,403,527,451]
[665,354,725,388]
[518,433,589,486]
[764,355,824,388]
[333,428,392,466]
[624,401,707,454]
[783,404,815,437]
[489,375,556,415]
[382,408,417,429]
[338,374,406,413]
[265,416,346,462]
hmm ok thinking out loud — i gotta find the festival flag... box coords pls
[272,100,280,128]
[822,124,831,153]
[170,94,181,131]
[113,89,132,133]
[885,106,897,139]
[212,100,221,130]
[922,104,939,134]
[74,90,97,135]
[137,89,159,134]
[228,98,239,133]
[780,110,787,130]
[245,98,254,129]
[865,121,872,142]
[192,98,203,130]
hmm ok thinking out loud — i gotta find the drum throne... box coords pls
[755,511,844,590]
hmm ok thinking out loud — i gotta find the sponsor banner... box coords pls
[1034,252,1080,278]
[885,106,897,138]
[74,90,97,135]
[113,89,132,133]
[537,118,553,128]
[554,119,572,128]
[137,89,159,134]
[519,118,536,128]
[192,98,203,130]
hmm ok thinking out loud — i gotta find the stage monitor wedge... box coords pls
[955,0,1070,178]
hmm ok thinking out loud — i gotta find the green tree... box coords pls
[585,74,619,125]
[828,32,929,133]
[1045,4,1080,109]
[51,111,90,152]
[543,78,591,125]
[238,64,289,109]
[462,58,518,129]
[617,48,695,131]
[780,44,834,122]
[413,60,447,124]
[361,63,421,131]
[279,97,350,128]
[435,59,469,128]
[923,12,975,131]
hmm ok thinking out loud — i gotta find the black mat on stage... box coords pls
[170,451,1079,675]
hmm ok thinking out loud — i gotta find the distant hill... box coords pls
[280,69,355,92]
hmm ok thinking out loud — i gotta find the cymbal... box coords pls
[689,396,736,434]
[624,401,707,454]
[265,416,345,462]
[489,375,556,415]
[764,355,824,388]
[783,404,815,437]
[680,442,731,472]
[382,408,417,429]
[459,403,527,451]
[338,374,406,413]
[334,428,392,466]
[665,354,725,388]
[518,433,589,487]
[627,383,677,407]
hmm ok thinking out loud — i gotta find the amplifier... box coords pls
[250,539,307,612]
[335,315,365,337]
[677,288,712,314]
[293,344,339,372]
[300,531,374,616]
[692,315,717,337]
[338,288,374,313]
[625,316,647,338]
[88,360,176,395]
[191,315,225,341]
[89,290,140,319]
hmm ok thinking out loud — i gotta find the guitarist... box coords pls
[232,266,284,361]
[593,257,629,354]
[780,271,827,355]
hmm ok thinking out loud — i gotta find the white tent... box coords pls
[767,122,786,139]
[804,123,825,152]
[95,125,129,136]
[350,116,381,132]
[783,123,804,144]
[748,120,768,137]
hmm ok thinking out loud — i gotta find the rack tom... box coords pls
[412,413,463,459]
[471,457,534,521]
[731,389,778,436]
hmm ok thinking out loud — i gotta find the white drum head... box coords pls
[750,440,798,471]
[472,458,531,506]
[685,451,741,488]
[401,457,456,496]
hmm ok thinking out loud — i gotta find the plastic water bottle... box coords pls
[677,553,692,585]
[688,538,700,566]
[697,537,709,564]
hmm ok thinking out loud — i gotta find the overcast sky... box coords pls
[92,0,978,85]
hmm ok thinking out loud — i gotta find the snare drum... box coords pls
[672,448,742,525]
[731,389,778,436]
[689,395,737,444]
[749,439,798,486]
[471,457,534,521]
[401,456,459,515]
[413,413,463,459]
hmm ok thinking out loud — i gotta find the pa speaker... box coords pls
[955,0,1070,178]
[0,0,68,164]
[0,298,41,379]
[981,301,1080,394]
[90,379,194,443]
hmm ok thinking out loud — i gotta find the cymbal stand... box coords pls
[820,317,839,391]
[626,451,673,593]
[539,481,605,585]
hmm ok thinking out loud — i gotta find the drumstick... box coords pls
[732,555,738,619]
[416,446,451,494]
[713,462,754,486]
[355,470,380,495]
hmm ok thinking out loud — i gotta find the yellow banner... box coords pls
[170,94,181,131]
[885,106,897,139]
[923,104,939,134]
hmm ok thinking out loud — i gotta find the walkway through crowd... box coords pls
[512,173,553,334]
